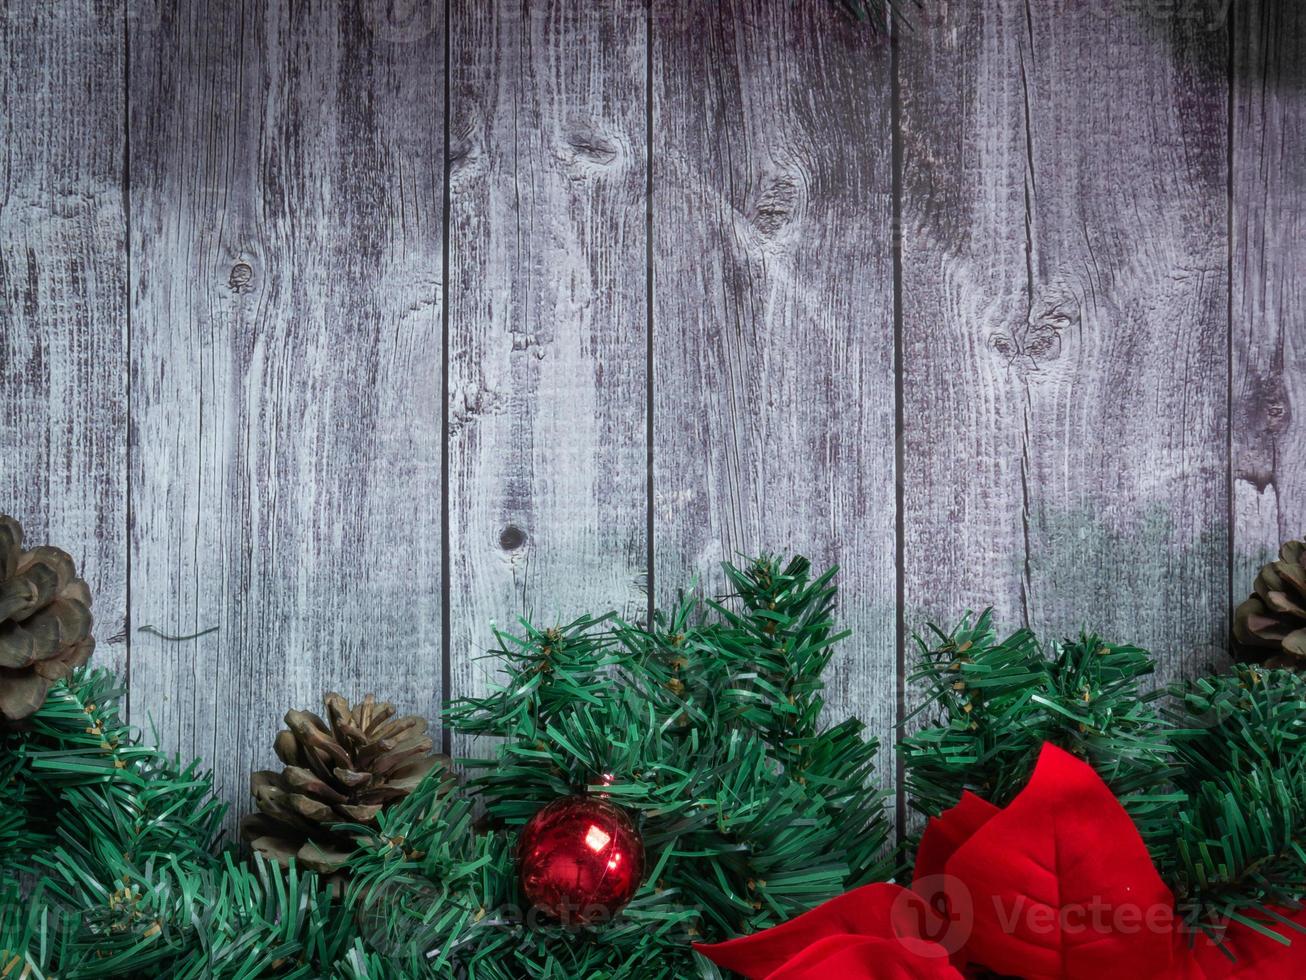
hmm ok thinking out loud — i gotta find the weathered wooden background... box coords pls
[2,0,1302,832]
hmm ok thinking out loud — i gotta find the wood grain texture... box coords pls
[0,0,127,675]
[127,0,445,833]
[446,0,649,758]
[1232,0,1306,598]
[650,0,899,789]
[4,0,1293,836]
[900,0,1230,680]
[898,2,1029,638]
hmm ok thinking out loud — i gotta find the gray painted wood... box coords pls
[650,0,899,791]
[898,2,1030,643]
[1232,0,1306,599]
[127,0,445,834]
[447,0,649,760]
[0,0,128,678]
[3,0,1295,833]
[900,0,1230,684]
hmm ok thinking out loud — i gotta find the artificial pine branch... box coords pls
[0,670,357,978]
[6,565,1301,976]
[0,556,887,978]
[1161,666,1306,935]
[431,555,894,975]
[902,614,1306,943]
[901,610,1178,825]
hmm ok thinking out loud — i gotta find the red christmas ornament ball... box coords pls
[516,796,645,925]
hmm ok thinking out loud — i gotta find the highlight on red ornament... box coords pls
[516,795,645,926]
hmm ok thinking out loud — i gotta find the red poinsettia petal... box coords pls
[943,742,1176,980]
[914,791,1001,886]
[1180,907,1306,978]
[693,883,943,980]
[765,934,964,980]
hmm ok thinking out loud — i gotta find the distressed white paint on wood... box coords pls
[128,0,445,833]
[0,0,127,677]
[898,2,1030,640]
[901,0,1229,682]
[1,0,1289,831]
[1232,0,1306,599]
[447,0,649,759]
[650,0,899,793]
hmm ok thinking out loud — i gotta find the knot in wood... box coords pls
[228,262,254,292]
[566,133,619,166]
[498,524,527,551]
[560,124,625,179]
[752,172,803,240]
[1263,394,1292,435]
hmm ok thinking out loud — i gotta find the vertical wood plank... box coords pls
[446,0,649,757]
[651,1,899,789]
[898,2,1028,638]
[0,0,127,676]
[1232,0,1306,596]
[128,0,445,833]
[900,0,1229,680]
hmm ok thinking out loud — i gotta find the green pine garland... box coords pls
[0,670,360,978]
[354,556,894,977]
[902,612,1306,939]
[0,557,893,978]
[901,611,1183,828]
[1164,668,1306,933]
[2,556,1304,977]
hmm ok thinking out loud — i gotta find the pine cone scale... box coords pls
[389,755,441,781]
[273,729,302,765]
[297,840,355,874]
[0,520,19,579]
[0,596,93,668]
[358,786,413,805]
[336,802,382,821]
[287,794,335,822]
[31,638,93,680]
[1268,593,1306,617]
[0,548,71,620]
[1264,559,1306,606]
[1285,629,1306,659]
[374,716,427,741]
[372,737,435,775]
[283,765,348,801]
[333,767,371,788]
[0,670,49,720]
[287,713,352,769]
[299,745,343,783]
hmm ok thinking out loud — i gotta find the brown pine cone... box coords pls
[0,514,96,723]
[1233,538,1306,668]
[241,692,452,874]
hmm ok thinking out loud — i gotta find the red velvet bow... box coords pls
[695,743,1306,979]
